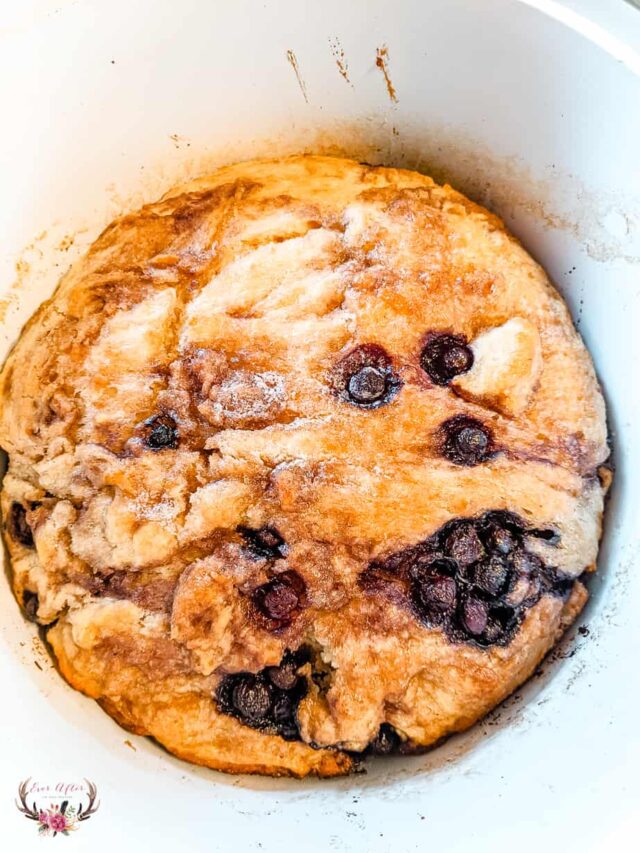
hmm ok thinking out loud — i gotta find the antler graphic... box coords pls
[77,780,100,821]
[15,779,40,821]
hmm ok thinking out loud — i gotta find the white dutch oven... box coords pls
[1,1,639,850]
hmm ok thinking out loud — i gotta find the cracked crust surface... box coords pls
[0,155,609,776]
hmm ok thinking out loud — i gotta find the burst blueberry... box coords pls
[332,343,401,409]
[8,502,35,548]
[252,571,305,626]
[238,526,288,560]
[440,415,495,466]
[144,413,178,450]
[420,333,474,385]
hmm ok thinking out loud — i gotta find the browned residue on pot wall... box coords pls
[329,37,351,84]
[286,50,309,103]
[376,45,398,103]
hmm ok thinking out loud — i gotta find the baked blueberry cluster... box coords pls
[361,510,569,647]
[215,649,309,741]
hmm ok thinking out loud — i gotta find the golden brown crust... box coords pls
[0,156,608,776]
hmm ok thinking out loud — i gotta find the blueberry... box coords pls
[332,343,401,409]
[252,571,305,625]
[481,510,526,535]
[408,556,458,580]
[460,597,489,636]
[483,523,518,555]
[22,590,39,621]
[420,333,474,386]
[144,414,178,450]
[272,694,297,734]
[440,416,495,466]
[472,555,510,596]
[277,722,300,742]
[444,522,484,566]
[7,502,35,548]
[272,693,294,719]
[238,526,288,560]
[231,675,272,721]
[413,574,458,623]
[347,365,388,404]
[366,724,402,755]
[266,661,300,691]
[510,549,543,576]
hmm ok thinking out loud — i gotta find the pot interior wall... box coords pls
[0,2,638,850]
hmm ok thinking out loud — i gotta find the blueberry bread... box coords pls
[0,156,610,777]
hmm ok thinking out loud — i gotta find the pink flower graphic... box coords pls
[48,812,68,833]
